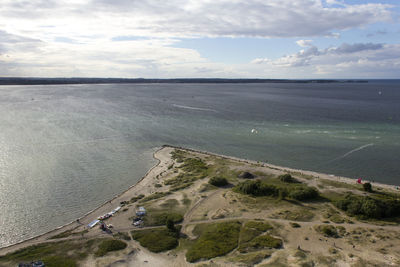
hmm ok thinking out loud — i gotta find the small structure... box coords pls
[136,207,146,216]
[88,219,100,228]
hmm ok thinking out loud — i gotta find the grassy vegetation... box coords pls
[244,221,273,232]
[142,211,183,226]
[271,208,315,221]
[278,174,299,183]
[228,251,271,266]
[131,228,179,252]
[140,192,171,202]
[335,193,400,220]
[113,232,131,241]
[130,194,145,203]
[290,222,301,228]
[209,176,228,187]
[186,221,242,262]
[95,239,127,257]
[0,239,100,266]
[49,229,88,239]
[160,198,180,209]
[233,179,319,201]
[315,225,344,238]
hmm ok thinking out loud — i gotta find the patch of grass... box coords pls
[95,239,127,257]
[186,221,242,262]
[49,229,88,239]
[131,228,179,253]
[271,208,315,222]
[182,194,191,206]
[160,199,179,209]
[315,225,339,238]
[140,192,170,202]
[244,221,273,232]
[0,239,98,266]
[113,232,131,241]
[199,183,217,192]
[209,176,228,187]
[290,222,301,228]
[169,182,193,192]
[130,194,145,203]
[240,234,283,252]
[228,251,271,266]
[143,211,183,226]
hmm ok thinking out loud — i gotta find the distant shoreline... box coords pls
[0,77,369,85]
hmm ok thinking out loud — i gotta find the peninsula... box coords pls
[0,146,399,267]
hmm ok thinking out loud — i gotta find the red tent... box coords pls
[357,178,362,184]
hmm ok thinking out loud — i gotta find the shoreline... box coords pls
[1,144,398,255]
[0,146,164,254]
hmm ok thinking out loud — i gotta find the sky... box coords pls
[0,0,399,78]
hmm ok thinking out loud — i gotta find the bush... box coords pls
[131,228,179,253]
[363,182,372,192]
[315,225,339,238]
[186,221,241,262]
[278,174,298,183]
[95,239,127,257]
[234,180,278,197]
[143,212,183,226]
[288,186,319,201]
[209,177,228,187]
[335,194,400,219]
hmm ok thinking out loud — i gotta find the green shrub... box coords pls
[130,194,144,203]
[250,234,283,249]
[209,177,228,187]
[95,239,127,257]
[290,222,301,228]
[144,212,183,226]
[335,194,400,219]
[131,228,179,252]
[186,221,241,262]
[315,225,339,238]
[234,180,278,197]
[113,232,131,241]
[278,174,298,183]
[363,182,372,192]
[288,186,319,201]
[244,221,272,232]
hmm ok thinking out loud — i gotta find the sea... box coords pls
[0,81,399,247]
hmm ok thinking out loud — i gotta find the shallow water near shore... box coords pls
[0,81,399,247]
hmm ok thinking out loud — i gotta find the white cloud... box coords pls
[0,0,397,78]
[250,42,400,78]
[296,40,313,47]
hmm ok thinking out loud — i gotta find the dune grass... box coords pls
[186,221,242,262]
[95,239,127,257]
[131,227,179,253]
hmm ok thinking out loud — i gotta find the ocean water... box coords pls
[0,81,399,247]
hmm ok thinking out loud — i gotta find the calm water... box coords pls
[0,81,399,247]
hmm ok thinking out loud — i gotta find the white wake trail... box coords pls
[328,143,374,163]
[172,104,217,112]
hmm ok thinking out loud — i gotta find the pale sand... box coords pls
[1,145,398,263]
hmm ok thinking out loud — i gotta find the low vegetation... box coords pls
[186,221,242,262]
[143,211,183,226]
[234,179,319,201]
[335,193,400,219]
[0,239,100,267]
[131,228,179,253]
[209,176,228,187]
[278,174,299,183]
[95,239,127,257]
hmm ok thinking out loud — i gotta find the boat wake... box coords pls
[172,104,217,112]
[327,143,374,164]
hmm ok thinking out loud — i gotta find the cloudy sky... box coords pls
[0,0,399,78]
